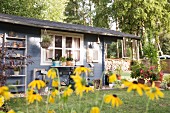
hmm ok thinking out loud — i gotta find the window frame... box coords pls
[40,30,84,66]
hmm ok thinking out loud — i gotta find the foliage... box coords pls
[115,64,123,76]
[159,33,170,55]
[0,0,67,22]
[66,57,73,61]
[64,0,113,28]
[112,0,170,35]
[164,75,170,84]
[130,61,144,79]
[131,60,163,81]
[41,34,51,43]
[59,56,66,62]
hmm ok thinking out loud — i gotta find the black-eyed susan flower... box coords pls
[75,84,85,97]
[74,66,91,75]
[0,86,13,100]
[49,95,55,103]
[27,91,42,104]
[0,96,4,107]
[104,94,123,107]
[63,85,73,97]
[90,107,100,113]
[145,82,164,100]
[124,81,145,96]
[48,110,56,113]
[71,75,82,83]
[52,79,59,87]
[84,85,94,93]
[109,74,117,83]
[47,68,57,79]
[28,78,46,89]
[7,109,15,113]
[51,89,59,97]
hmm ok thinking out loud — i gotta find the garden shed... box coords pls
[0,13,140,92]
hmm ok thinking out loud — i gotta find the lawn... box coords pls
[7,89,170,113]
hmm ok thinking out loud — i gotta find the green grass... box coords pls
[7,89,170,113]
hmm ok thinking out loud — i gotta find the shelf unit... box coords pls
[4,33,27,93]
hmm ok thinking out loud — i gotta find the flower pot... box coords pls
[14,71,19,75]
[138,78,145,84]
[167,83,170,87]
[109,83,114,88]
[116,74,121,80]
[52,61,60,66]
[40,42,51,49]
[154,81,161,88]
[66,61,72,66]
[61,62,66,66]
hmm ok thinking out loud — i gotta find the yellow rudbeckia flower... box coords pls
[90,107,100,113]
[49,96,55,103]
[145,82,164,100]
[51,89,59,97]
[109,74,117,83]
[7,109,15,113]
[75,84,85,97]
[52,79,59,87]
[104,94,123,107]
[0,96,4,107]
[27,92,42,104]
[71,75,82,83]
[84,85,94,93]
[48,110,56,113]
[47,68,57,79]
[74,66,91,75]
[124,81,145,96]
[63,85,73,97]
[28,78,46,89]
[0,86,13,100]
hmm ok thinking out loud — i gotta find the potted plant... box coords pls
[66,57,73,66]
[60,56,66,66]
[40,34,51,49]
[115,64,122,80]
[164,74,170,87]
[13,66,20,75]
[130,61,145,84]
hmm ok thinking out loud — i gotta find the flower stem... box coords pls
[145,98,150,113]
[36,100,39,113]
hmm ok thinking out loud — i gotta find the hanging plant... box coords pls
[40,30,52,49]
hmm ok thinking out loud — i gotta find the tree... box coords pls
[112,0,170,36]
[0,0,68,22]
[64,0,113,28]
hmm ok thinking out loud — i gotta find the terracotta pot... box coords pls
[61,62,66,66]
[154,81,161,88]
[116,74,121,80]
[66,61,72,66]
[167,83,170,87]
[138,78,145,84]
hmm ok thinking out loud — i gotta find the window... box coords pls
[41,31,84,65]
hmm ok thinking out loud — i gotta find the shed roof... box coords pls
[0,13,140,39]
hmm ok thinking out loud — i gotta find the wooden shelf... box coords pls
[8,84,25,87]
[9,75,26,77]
[5,46,26,49]
[6,36,26,40]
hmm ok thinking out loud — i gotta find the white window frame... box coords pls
[40,30,84,66]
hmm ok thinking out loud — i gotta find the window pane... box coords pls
[55,36,62,48]
[66,50,73,58]
[66,37,72,48]
[55,49,62,60]
[74,50,80,61]
[45,49,53,61]
[74,38,80,48]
